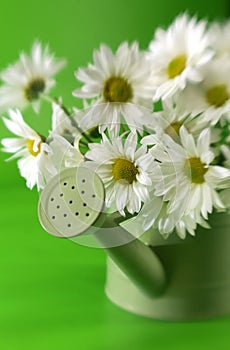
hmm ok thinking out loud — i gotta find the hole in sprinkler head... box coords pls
[64,214,67,217]
[75,212,79,216]
[60,193,63,197]
[69,200,73,204]
[51,198,54,201]
[52,216,55,219]
[83,203,87,207]
[82,179,86,183]
[71,186,75,190]
[67,223,71,227]
[63,182,67,186]
[57,205,60,209]
[92,194,96,198]
[81,190,85,194]
[86,213,90,217]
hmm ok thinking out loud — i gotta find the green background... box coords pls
[0,1,230,349]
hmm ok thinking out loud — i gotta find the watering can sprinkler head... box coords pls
[38,166,106,238]
[38,166,167,297]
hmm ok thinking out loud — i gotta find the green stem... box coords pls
[42,95,92,143]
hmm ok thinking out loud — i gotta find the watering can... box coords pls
[38,166,230,320]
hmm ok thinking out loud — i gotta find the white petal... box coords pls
[115,183,129,213]
[197,128,210,155]
[1,138,26,152]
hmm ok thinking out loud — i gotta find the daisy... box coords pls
[138,193,210,239]
[177,56,230,125]
[85,132,153,215]
[148,13,213,100]
[174,210,210,239]
[146,98,207,142]
[73,42,154,135]
[144,126,230,220]
[0,41,66,113]
[1,109,57,189]
[144,98,221,158]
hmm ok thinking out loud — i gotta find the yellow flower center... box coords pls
[24,78,46,101]
[112,158,138,184]
[165,122,181,139]
[167,55,187,79]
[103,76,133,102]
[206,84,229,107]
[27,139,41,157]
[185,157,208,184]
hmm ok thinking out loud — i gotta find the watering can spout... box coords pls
[94,215,167,298]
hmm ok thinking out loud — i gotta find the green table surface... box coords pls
[1,181,230,350]
[1,0,230,349]
[1,176,230,350]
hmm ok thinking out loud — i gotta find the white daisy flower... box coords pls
[144,99,221,159]
[146,98,207,142]
[148,13,213,100]
[85,132,153,215]
[1,109,57,189]
[145,126,230,220]
[138,194,178,235]
[177,56,230,125]
[0,41,66,113]
[73,42,154,135]
[174,210,210,239]
[138,193,210,239]
[209,20,230,58]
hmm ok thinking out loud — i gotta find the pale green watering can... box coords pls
[38,166,230,320]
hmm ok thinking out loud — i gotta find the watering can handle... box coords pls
[94,217,167,298]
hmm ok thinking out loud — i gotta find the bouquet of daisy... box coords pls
[1,13,230,240]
